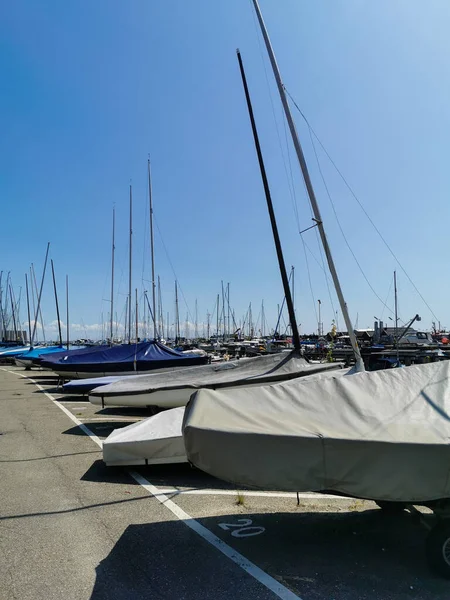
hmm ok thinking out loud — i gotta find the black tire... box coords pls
[426,523,450,579]
[376,500,407,514]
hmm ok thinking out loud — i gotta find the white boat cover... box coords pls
[103,408,186,466]
[90,352,343,406]
[183,360,450,503]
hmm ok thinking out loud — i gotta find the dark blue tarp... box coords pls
[36,345,106,366]
[41,341,207,374]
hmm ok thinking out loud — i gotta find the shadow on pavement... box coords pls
[90,509,448,600]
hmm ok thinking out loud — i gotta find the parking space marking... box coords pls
[3,368,303,600]
[157,488,351,500]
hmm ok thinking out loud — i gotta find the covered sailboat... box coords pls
[41,340,208,379]
[15,345,67,368]
[183,360,450,502]
[89,351,344,408]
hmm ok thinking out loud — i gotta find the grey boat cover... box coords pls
[91,352,342,399]
[183,360,450,503]
[103,408,186,466]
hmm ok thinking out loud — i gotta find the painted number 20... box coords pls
[218,518,265,538]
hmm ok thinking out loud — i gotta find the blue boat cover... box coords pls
[36,345,106,366]
[17,345,66,361]
[41,341,207,374]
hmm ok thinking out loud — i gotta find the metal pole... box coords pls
[110,207,115,343]
[128,185,132,344]
[318,299,321,337]
[394,270,399,362]
[31,243,50,345]
[9,285,17,341]
[251,0,363,370]
[51,260,63,346]
[25,274,32,347]
[148,159,157,339]
[237,49,301,352]
[66,275,70,349]
[135,288,139,342]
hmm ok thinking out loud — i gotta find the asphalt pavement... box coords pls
[0,366,448,600]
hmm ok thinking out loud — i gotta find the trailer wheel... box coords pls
[426,523,450,579]
[375,501,407,514]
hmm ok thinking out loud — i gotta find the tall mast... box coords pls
[148,158,157,339]
[195,299,198,340]
[135,288,139,342]
[175,281,180,343]
[66,275,70,349]
[51,260,63,346]
[31,243,50,346]
[251,0,363,370]
[9,285,18,342]
[227,283,230,338]
[110,207,115,343]
[216,294,219,339]
[394,270,399,362]
[0,271,5,341]
[25,274,32,347]
[128,185,132,344]
[237,49,300,351]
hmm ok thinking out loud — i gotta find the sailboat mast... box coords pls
[216,294,219,339]
[175,281,180,342]
[251,0,363,370]
[110,207,115,343]
[25,274,32,347]
[9,285,17,341]
[31,243,50,345]
[66,275,70,349]
[148,158,157,339]
[128,185,132,344]
[51,260,63,346]
[394,270,399,361]
[237,49,300,351]
[135,288,139,342]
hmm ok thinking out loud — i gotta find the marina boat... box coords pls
[0,345,31,362]
[14,345,67,368]
[41,340,208,379]
[184,359,450,503]
[89,351,344,408]
[102,367,348,467]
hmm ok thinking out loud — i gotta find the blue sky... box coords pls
[1,0,450,340]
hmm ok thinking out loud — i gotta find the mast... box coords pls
[237,49,300,351]
[148,158,157,339]
[25,274,32,347]
[135,288,139,342]
[110,207,115,343]
[31,243,50,346]
[66,275,70,349]
[195,299,198,340]
[394,270,399,362]
[128,185,132,344]
[9,285,18,342]
[51,260,63,346]
[0,271,5,341]
[31,264,45,343]
[216,294,219,339]
[175,281,180,343]
[251,0,363,369]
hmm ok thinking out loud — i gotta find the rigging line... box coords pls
[153,214,193,322]
[300,234,318,324]
[307,124,395,318]
[284,86,439,322]
[250,1,301,230]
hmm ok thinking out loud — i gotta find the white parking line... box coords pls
[3,368,303,600]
